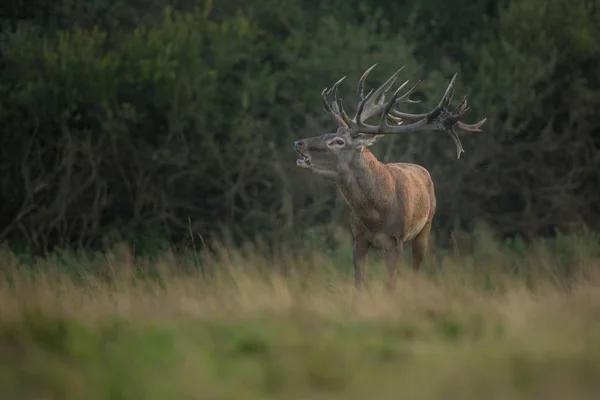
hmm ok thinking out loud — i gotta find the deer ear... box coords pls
[354,134,383,148]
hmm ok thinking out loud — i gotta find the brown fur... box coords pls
[340,148,436,291]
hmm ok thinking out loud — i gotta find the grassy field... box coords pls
[1,228,600,399]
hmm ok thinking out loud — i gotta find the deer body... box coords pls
[338,147,436,289]
[294,64,485,290]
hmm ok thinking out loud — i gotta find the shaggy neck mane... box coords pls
[336,148,390,217]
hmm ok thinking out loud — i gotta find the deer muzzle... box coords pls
[294,140,312,168]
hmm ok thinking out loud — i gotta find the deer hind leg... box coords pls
[385,240,404,293]
[411,220,433,272]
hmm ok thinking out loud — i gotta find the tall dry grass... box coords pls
[0,226,599,323]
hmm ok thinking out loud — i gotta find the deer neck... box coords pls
[336,148,388,221]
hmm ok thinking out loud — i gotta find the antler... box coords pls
[321,64,487,159]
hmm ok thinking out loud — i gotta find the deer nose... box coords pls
[294,140,305,152]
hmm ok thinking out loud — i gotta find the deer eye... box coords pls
[327,137,346,148]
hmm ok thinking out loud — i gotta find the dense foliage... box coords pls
[1,0,599,253]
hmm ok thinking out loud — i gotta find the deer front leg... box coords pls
[353,236,370,289]
[385,241,404,293]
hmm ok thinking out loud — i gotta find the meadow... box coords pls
[1,227,600,400]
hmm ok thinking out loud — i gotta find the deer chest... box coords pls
[350,212,401,251]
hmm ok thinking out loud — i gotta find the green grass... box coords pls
[1,228,600,399]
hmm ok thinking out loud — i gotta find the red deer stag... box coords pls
[294,64,486,291]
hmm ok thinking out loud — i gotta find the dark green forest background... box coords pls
[1,0,599,254]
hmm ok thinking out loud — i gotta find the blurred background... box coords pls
[0,0,598,255]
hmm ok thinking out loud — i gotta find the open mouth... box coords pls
[296,151,312,168]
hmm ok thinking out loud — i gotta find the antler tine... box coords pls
[456,95,468,115]
[321,88,332,113]
[387,114,404,125]
[449,126,465,159]
[331,77,357,127]
[457,118,487,132]
[329,76,346,110]
[394,80,421,105]
[357,64,378,103]
[356,88,375,123]
[324,77,350,129]
[434,72,458,113]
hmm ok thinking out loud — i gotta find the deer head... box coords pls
[294,64,486,179]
